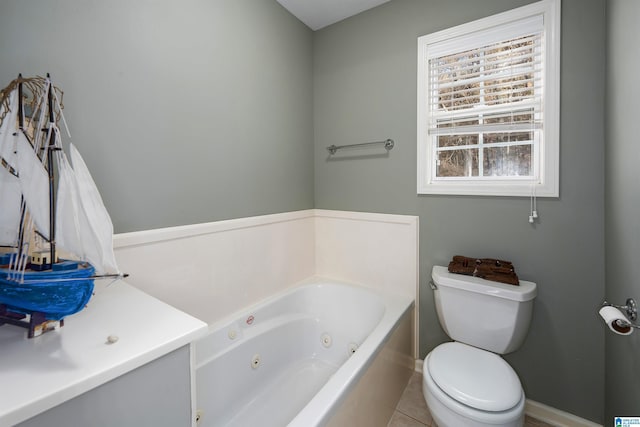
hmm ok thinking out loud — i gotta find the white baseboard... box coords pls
[414,359,602,427]
[525,399,602,427]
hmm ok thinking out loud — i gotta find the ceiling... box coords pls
[276,0,391,31]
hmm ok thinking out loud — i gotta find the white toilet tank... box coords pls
[431,265,537,354]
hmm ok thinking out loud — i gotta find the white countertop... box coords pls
[0,280,208,426]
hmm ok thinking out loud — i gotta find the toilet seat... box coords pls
[427,342,522,412]
[423,354,525,427]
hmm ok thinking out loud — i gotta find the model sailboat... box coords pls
[0,75,125,337]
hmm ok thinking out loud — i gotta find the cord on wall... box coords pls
[529,184,538,224]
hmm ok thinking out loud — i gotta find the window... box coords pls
[417,0,560,197]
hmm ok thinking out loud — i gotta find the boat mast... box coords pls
[15,74,27,263]
[45,74,57,268]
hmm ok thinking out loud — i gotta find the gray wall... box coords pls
[0,0,314,233]
[313,0,606,423]
[605,0,640,420]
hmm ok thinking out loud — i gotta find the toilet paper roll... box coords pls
[599,306,634,335]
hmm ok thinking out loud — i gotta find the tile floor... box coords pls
[388,371,555,427]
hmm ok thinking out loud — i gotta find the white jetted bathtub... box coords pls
[194,280,414,427]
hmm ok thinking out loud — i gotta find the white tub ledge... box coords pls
[0,279,208,426]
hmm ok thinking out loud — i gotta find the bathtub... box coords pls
[194,279,414,427]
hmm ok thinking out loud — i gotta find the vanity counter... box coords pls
[0,280,208,426]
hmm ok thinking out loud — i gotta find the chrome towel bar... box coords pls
[327,138,394,155]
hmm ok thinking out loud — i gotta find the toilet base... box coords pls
[422,355,525,427]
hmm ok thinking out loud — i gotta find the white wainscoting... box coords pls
[113,209,419,353]
[113,210,316,325]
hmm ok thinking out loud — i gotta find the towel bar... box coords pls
[327,139,394,155]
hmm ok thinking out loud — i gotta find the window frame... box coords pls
[417,0,560,197]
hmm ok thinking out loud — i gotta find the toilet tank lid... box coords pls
[432,266,536,302]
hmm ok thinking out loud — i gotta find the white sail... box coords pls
[56,144,109,274]
[55,150,84,258]
[68,143,119,275]
[15,131,50,241]
[0,90,23,246]
[0,166,21,246]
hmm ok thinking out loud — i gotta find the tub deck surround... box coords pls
[0,280,208,426]
[195,279,415,427]
[113,209,419,358]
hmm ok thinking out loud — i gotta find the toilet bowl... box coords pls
[422,342,525,427]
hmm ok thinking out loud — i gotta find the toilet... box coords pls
[422,266,537,427]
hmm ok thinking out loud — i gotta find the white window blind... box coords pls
[429,34,543,135]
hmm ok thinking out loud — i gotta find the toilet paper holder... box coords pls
[602,298,639,327]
